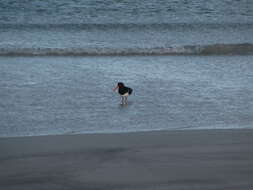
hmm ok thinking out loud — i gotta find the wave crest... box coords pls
[0,43,252,56]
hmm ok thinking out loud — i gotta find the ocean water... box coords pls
[1,0,253,55]
[1,56,253,137]
[0,0,253,137]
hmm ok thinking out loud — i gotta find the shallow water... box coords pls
[0,55,253,137]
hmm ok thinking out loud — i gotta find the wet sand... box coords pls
[1,129,253,190]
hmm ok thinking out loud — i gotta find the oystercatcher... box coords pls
[113,82,133,105]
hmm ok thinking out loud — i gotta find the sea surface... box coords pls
[0,0,253,137]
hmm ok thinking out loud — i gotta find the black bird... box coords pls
[113,82,133,105]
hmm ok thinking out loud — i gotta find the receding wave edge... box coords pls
[0,43,253,56]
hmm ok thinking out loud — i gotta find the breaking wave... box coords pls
[2,23,252,30]
[0,43,253,56]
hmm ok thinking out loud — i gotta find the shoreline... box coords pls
[1,128,253,189]
[1,127,253,139]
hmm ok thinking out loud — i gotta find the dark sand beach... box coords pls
[1,129,253,190]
